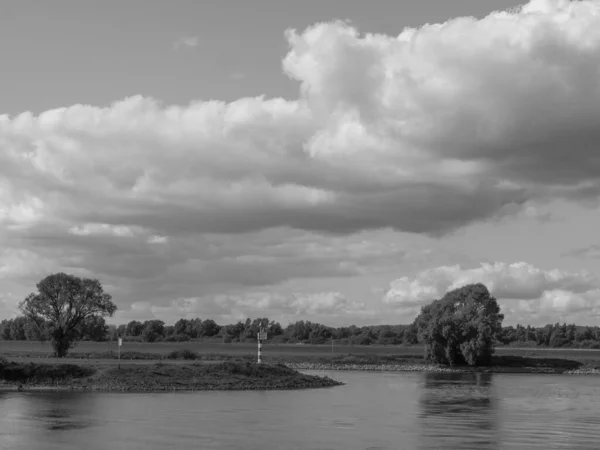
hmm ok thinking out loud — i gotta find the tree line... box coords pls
[4,272,599,360]
[3,313,600,349]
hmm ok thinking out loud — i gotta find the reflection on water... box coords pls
[0,392,98,449]
[2,372,600,449]
[418,372,499,450]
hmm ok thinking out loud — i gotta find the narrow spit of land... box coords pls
[0,358,344,392]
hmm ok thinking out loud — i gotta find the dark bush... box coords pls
[0,362,95,383]
[167,349,197,360]
[163,334,191,342]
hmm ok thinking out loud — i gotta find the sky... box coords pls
[2,0,600,328]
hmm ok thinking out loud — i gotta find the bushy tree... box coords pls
[125,320,143,337]
[78,315,109,341]
[141,320,165,342]
[414,283,504,366]
[19,273,117,357]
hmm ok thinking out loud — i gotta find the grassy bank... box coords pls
[3,341,600,375]
[0,357,344,392]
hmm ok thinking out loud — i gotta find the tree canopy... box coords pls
[19,273,117,357]
[414,283,504,366]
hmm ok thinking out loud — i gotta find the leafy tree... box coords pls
[0,320,11,340]
[141,320,165,342]
[78,315,109,341]
[125,320,143,337]
[24,318,48,341]
[403,323,419,345]
[107,324,118,341]
[173,318,190,336]
[414,283,504,366]
[199,319,220,337]
[9,316,28,341]
[19,273,117,357]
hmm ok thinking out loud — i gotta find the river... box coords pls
[1,371,600,449]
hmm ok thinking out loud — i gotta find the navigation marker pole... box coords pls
[258,337,262,364]
[257,328,267,364]
[118,337,122,370]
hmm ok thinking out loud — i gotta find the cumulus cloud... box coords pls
[117,291,371,325]
[3,1,600,240]
[3,0,600,320]
[384,261,600,324]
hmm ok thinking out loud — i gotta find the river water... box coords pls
[1,371,600,450]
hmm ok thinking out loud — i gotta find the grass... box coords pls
[0,358,95,384]
[2,340,600,368]
[0,358,344,391]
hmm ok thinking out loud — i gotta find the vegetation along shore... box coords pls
[4,274,600,384]
[0,357,344,392]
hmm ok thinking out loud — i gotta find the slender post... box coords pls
[118,336,122,370]
[257,336,262,364]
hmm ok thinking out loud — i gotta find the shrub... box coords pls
[163,334,191,342]
[166,349,197,360]
[0,362,95,383]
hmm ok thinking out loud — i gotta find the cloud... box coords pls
[4,1,600,240]
[383,261,600,324]
[116,291,371,326]
[563,244,600,259]
[3,0,600,321]
[173,36,199,50]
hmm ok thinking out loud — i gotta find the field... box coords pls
[3,340,600,366]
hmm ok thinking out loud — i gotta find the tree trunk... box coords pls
[50,328,71,358]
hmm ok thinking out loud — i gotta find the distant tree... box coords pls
[267,320,283,336]
[125,320,143,337]
[116,324,127,338]
[0,320,11,340]
[199,319,220,337]
[403,323,419,345]
[19,273,117,357]
[141,320,165,342]
[107,324,118,341]
[173,318,190,336]
[24,318,48,341]
[79,315,109,341]
[414,283,504,366]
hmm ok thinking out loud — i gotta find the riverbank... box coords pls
[285,362,600,375]
[0,359,344,392]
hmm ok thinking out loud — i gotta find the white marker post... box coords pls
[118,337,123,369]
[257,328,267,364]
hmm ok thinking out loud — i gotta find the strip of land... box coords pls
[0,358,344,392]
[2,341,600,393]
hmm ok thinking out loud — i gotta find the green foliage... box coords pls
[163,333,191,342]
[415,283,504,366]
[167,349,198,360]
[0,362,95,383]
[18,273,117,357]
